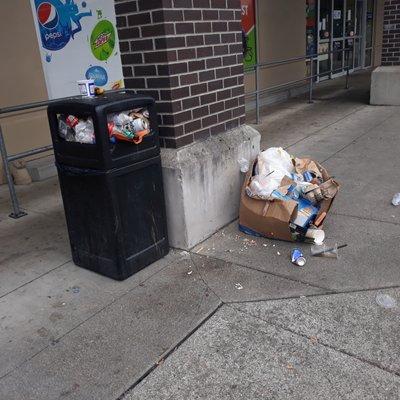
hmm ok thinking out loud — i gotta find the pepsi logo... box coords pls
[37,2,59,30]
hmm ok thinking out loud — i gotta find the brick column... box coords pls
[382,0,400,65]
[114,0,245,148]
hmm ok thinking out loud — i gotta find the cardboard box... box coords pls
[239,159,339,242]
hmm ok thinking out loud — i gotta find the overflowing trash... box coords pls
[57,108,150,145]
[239,147,340,243]
[107,108,150,144]
[392,193,400,206]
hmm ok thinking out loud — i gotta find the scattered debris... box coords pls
[291,248,306,266]
[392,193,400,206]
[376,293,397,309]
[235,283,243,290]
[239,147,339,243]
[310,336,318,344]
[311,243,347,258]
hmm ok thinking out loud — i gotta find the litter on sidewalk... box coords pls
[376,293,397,309]
[392,193,400,206]
[239,147,340,243]
[310,243,348,258]
[291,248,306,266]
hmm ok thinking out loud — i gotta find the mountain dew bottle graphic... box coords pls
[35,0,92,51]
[90,20,116,61]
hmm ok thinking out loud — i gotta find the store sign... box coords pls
[30,0,124,99]
[241,0,257,68]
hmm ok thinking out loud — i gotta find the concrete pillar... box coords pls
[114,0,260,249]
[371,1,400,105]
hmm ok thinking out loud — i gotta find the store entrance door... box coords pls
[316,0,368,81]
[331,0,364,77]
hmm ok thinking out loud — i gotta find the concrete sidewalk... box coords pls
[1,70,400,399]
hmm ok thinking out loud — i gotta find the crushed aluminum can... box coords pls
[291,248,306,267]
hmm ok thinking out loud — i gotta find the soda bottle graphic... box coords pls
[35,0,92,51]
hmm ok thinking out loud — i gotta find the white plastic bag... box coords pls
[248,174,283,198]
[247,147,295,198]
[257,147,294,178]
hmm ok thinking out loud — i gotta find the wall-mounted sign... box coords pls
[241,0,257,68]
[30,0,124,99]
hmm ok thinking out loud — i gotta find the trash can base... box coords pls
[72,238,169,280]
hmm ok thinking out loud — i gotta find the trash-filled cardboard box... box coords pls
[239,148,340,242]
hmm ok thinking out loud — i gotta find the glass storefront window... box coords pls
[310,0,374,77]
[319,0,331,40]
[365,48,372,67]
[332,40,343,73]
[354,38,361,68]
[306,0,317,56]
[333,0,344,38]
[356,0,363,36]
[346,0,356,37]
[345,38,354,69]
[366,0,374,47]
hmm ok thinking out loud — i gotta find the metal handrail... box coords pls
[244,46,358,123]
[0,89,135,218]
[0,45,375,219]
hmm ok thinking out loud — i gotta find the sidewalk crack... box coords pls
[229,305,400,378]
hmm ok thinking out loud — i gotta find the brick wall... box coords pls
[382,0,400,65]
[114,0,245,148]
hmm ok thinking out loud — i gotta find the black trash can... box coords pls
[47,92,169,280]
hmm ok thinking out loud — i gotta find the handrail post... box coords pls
[254,0,260,124]
[308,56,314,104]
[0,124,27,219]
[255,63,260,124]
[345,49,350,89]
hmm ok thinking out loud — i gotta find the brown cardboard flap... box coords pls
[265,199,297,222]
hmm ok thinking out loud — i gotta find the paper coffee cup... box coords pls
[77,79,95,97]
[305,228,325,245]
